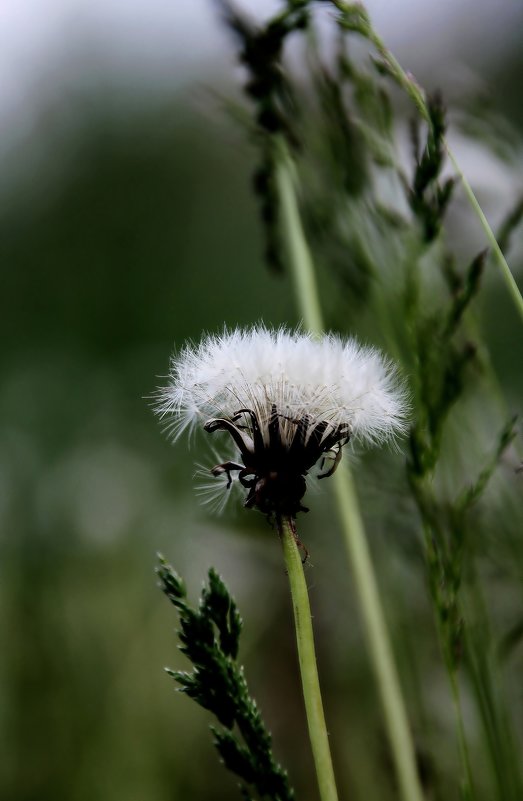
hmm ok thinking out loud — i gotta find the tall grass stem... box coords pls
[332,467,425,801]
[274,138,323,335]
[276,138,424,801]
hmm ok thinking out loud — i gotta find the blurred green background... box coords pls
[1,3,523,800]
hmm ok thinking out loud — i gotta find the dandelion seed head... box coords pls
[154,325,408,517]
[155,325,408,445]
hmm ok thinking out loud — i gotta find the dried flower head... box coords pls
[155,326,408,517]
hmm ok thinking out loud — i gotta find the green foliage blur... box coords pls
[1,12,523,801]
[0,84,303,801]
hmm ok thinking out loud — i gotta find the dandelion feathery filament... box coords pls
[155,326,408,518]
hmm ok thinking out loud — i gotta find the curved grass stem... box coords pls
[332,467,425,801]
[278,515,339,801]
[444,144,523,322]
[331,0,523,324]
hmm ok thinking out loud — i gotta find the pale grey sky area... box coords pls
[1,0,522,127]
[1,0,522,218]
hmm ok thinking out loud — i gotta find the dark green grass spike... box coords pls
[157,556,295,801]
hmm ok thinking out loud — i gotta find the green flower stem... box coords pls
[278,515,339,801]
[275,139,424,801]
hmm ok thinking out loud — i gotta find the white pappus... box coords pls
[155,326,408,518]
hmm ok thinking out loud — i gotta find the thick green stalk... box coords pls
[275,140,424,801]
[278,516,339,801]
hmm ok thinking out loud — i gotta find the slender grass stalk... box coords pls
[445,146,523,322]
[332,468,425,801]
[464,568,523,801]
[275,138,424,801]
[421,519,476,799]
[274,137,323,335]
[278,515,339,801]
[331,0,523,324]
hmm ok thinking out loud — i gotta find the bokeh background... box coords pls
[1,2,523,800]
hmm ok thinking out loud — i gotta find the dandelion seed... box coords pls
[155,325,408,517]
